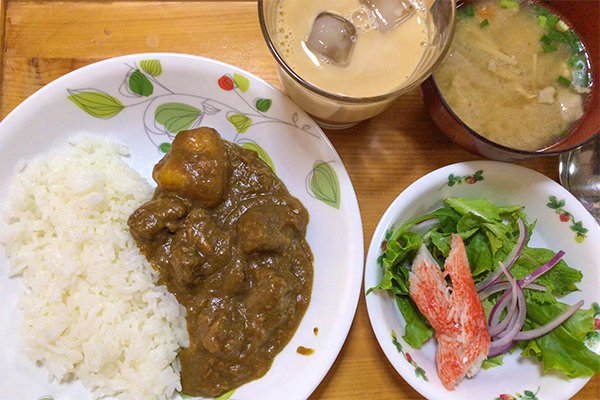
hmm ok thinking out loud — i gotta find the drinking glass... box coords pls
[560,135,600,222]
[258,0,457,129]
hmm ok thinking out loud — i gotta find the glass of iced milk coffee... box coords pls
[259,0,456,129]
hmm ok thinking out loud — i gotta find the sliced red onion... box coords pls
[489,282,527,350]
[514,300,584,341]
[523,282,547,291]
[479,282,546,301]
[479,282,511,301]
[412,217,440,233]
[476,218,527,293]
[487,250,563,328]
[483,245,576,359]
[488,263,518,337]
[517,281,548,292]
[501,218,528,270]
[518,250,565,287]
[476,267,505,294]
[496,310,519,339]
[489,295,515,337]
[488,340,514,358]
[488,289,510,326]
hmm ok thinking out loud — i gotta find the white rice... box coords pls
[0,134,189,400]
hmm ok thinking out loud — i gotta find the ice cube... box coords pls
[360,0,415,33]
[305,12,357,66]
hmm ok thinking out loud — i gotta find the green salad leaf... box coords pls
[510,247,583,298]
[445,197,522,222]
[466,230,494,277]
[396,296,433,348]
[481,354,504,370]
[520,303,599,377]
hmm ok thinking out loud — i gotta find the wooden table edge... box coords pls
[0,0,6,98]
[0,1,597,399]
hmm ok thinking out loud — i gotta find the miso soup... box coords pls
[434,0,592,151]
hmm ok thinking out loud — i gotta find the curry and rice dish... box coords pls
[1,128,313,399]
[434,0,593,151]
[128,127,314,397]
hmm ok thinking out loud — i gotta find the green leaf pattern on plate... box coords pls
[494,386,540,400]
[227,113,253,133]
[128,69,154,97]
[155,102,202,134]
[584,302,600,350]
[215,389,236,400]
[546,195,588,242]
[239,140,276,173]
[391,330,429,382]
[66,60,333,213]
[67,89,125,119]
[139,59,163,77]
[255,98,272,112]
[233,73,250,93]
[307,161,340,209]
[442,170,484,189]
[159,142,172,154]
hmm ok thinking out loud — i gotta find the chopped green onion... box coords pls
[546,15,558,29]
[559,130,569,138]
[541,28,582,53]
[568,54,586,69]
[557,76,571,87]
[538,15,548,28]
[546,29,564,41]
[461,3,476,17]
[540,35,552,45]
[563,30,583,51]
[499,0,520,9]
[480,19,490,28]
[556,20,569,32]
[539,21,582,54]
[547,14,559,29]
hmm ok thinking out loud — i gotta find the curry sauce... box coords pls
[128,127,313,397]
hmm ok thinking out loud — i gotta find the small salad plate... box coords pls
[365,161,600,400]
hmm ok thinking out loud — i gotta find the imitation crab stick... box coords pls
[409,234,491,390]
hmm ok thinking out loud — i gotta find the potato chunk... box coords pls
[153,127,230,208]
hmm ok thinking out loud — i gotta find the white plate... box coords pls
[365,161,600,400]
[0,53,364,400]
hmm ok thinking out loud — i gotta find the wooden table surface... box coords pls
[0,1,597,399]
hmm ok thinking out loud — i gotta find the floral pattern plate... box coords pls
[0,53,363,400]
[364,161,600,400]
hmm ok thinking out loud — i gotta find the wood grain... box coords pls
[0,1,597,399]
[0,0,6,97]
[1,1,281,118]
